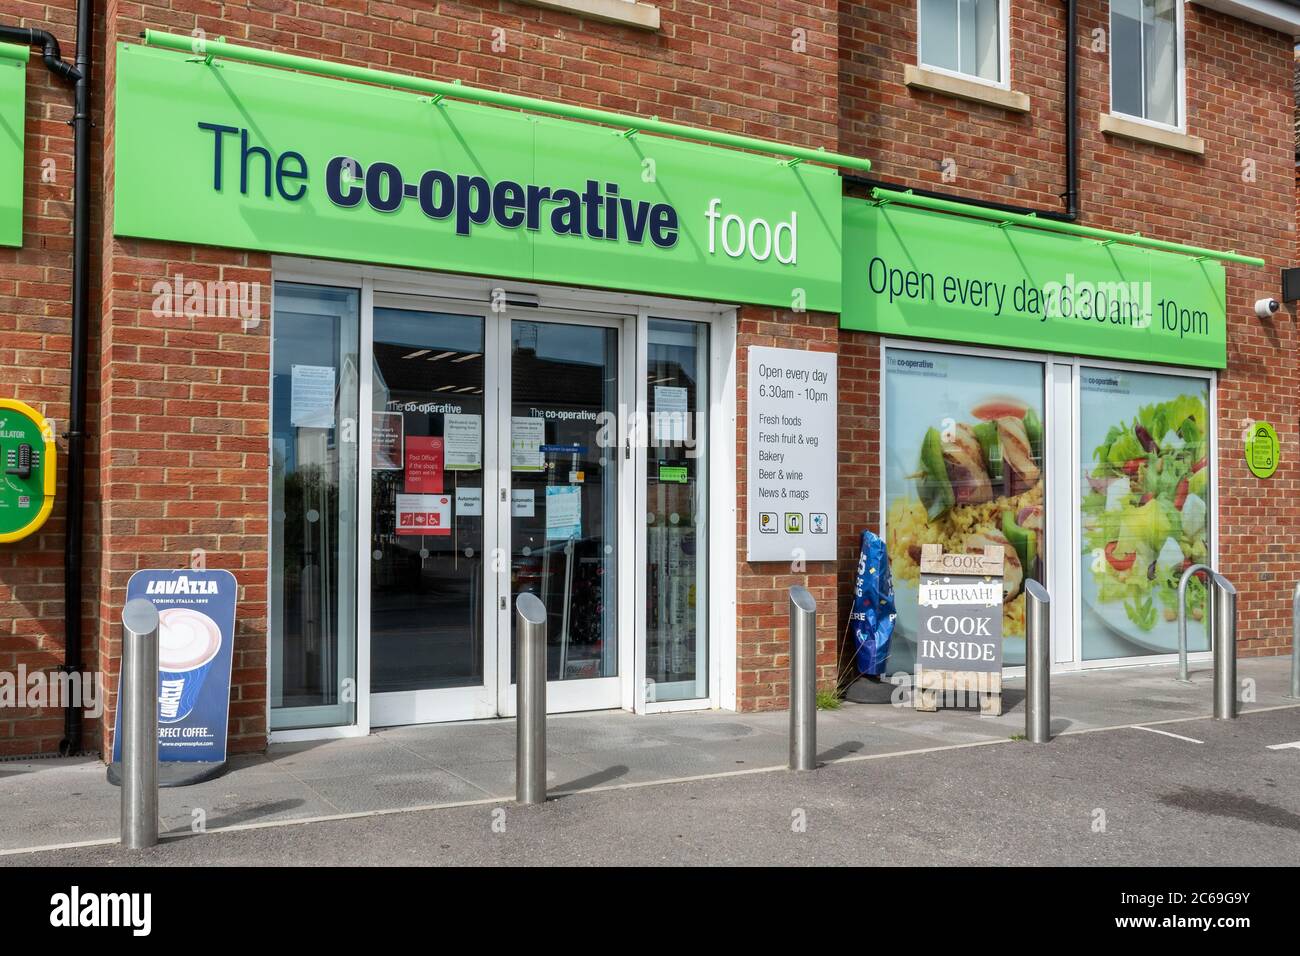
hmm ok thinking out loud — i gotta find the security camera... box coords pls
[1255,298,1279,319]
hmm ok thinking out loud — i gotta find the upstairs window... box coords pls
[918,0,1006,86]
[1110,0,1182,128]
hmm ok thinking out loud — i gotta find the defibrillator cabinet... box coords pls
[0,399,56,543]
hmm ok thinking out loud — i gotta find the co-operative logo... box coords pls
[195,123,800,265]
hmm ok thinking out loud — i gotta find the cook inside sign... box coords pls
[916,548,1004,673]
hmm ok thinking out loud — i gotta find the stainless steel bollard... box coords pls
[1290,583,1300,700]
[515,593,548,804]
[1212,573,1238,720]
[788,585,817,771]
[120,598,160,849]
[1024,580,1051,743]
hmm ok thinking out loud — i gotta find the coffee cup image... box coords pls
[156,607,223,724]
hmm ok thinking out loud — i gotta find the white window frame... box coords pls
[1108,0,1188,134]
[916,0,1012,91]
[878,337,1218,677]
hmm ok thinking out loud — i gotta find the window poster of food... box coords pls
[1079,369,1210,661]
[884,349,1045,670]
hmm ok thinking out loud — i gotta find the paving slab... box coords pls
[0,655,1293,854]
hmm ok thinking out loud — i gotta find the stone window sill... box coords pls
[1099,114,1205,156]
[903,64,1031,114]
[511,0,660,30]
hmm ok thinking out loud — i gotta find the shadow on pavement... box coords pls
[168,798,310,833]
[818,740,865,761]
[550,764,628,797]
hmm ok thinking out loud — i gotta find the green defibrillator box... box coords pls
[0,399,56,543]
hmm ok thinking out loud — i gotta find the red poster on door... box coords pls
[405,436,444,493]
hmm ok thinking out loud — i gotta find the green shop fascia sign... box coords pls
[113,44,842,311]
[0,41,28,248]
[842,197,1228,368]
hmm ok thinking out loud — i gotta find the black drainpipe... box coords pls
[846,0,1079,222]
[1,3,93,756]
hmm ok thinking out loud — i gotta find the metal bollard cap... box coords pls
[121,597,160,637]
[1023,579,1050,604]
[789,585,816,613]
[515,592,547,625]
[1208,571,1236,596]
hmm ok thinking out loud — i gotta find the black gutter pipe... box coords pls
[1062,0,1079,218]
[846,0,1080,222]
[1,5,92,757]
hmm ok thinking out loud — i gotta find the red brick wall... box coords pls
[0,1,104,756]
[735,310,841,708]
[838,1,1298,659]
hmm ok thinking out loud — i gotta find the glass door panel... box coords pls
[505,319,621,708]
[644,318,709,702]
[882,348,1047,672]
[369,306,489,715]
[1078,368,1211,661]
[269,282,360,731]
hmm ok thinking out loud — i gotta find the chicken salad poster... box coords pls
[883,349,1045,671]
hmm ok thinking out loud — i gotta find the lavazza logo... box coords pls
[49,886,152,936]
[144,575,218,595]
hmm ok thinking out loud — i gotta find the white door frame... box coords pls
[632,309,733,714]
[367,291,501,727]
[495,307,630,718]
[268,257,737,741]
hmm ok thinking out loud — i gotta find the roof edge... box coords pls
[1192,0,1300,37]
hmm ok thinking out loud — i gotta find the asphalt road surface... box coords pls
[5,707,1298,867]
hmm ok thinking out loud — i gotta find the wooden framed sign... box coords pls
[919,542,1004,576]
[914,544,1004,715]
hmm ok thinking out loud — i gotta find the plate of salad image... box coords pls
[1080,393,1211,654]
[885,395,1047,669]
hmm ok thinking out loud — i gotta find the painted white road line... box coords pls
[1132,725,1204,744]
[1266,740,1300,751]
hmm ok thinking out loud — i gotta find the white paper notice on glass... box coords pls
[545,485,582,540]
[455,486,483,517]
[291,365,336,428]
[653,385,689,443]
[444,413,482,471]
[511,489,535,517]
[510,417,545,471]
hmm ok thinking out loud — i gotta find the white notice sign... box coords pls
[510,417,545,472]
[746,346,837,561]
[653,386,689,443]
[455,486,483,517]
[445,413,482,470]
[290,365,336,428]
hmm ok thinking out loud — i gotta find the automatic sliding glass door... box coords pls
[499,316,624,715]
[369,300,497,725]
